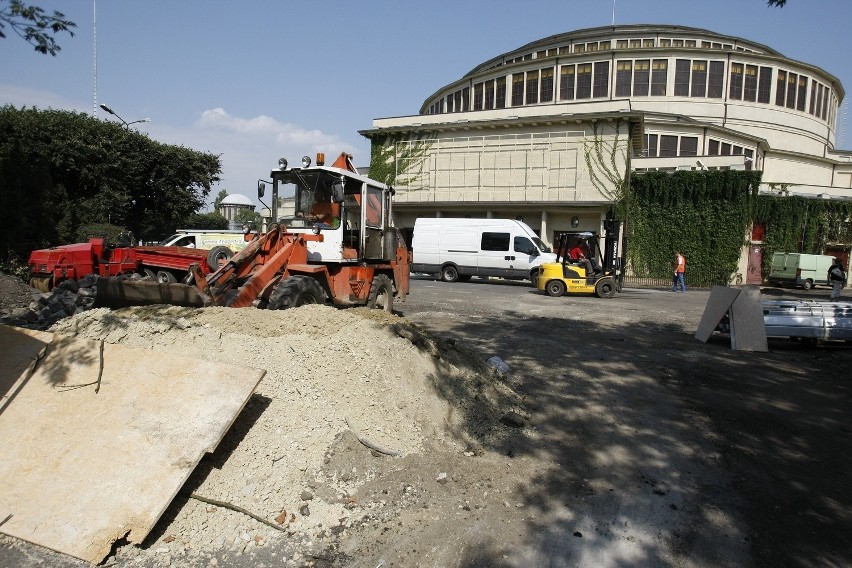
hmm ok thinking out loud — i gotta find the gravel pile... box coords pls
[45,303,523,565]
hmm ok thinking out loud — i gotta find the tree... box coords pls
[0,0,76,55]
[184,212,229,231]
[767,0,787,6]
[213,188,228,213]
[0,105,222,258]
[234,208,262,230]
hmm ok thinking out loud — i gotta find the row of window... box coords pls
[429,58,836,125]
[642,133,755,164]
[491,35,758,69]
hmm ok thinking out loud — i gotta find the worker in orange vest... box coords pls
[672,251,686,292]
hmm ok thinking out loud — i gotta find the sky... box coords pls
[2,0,851,210]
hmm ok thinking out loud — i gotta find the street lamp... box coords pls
[99,103,151,128]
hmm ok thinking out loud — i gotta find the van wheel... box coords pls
[268,275,326,309]
[803,279,813,290]
[545,280,566,297]
[367,274,394,312]
[156,270,177,284]
[441,265,459,283]
[206,246,232,269]
[530,269,540,287]
[595,277,616,299]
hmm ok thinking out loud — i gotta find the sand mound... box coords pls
[48,304,523,562]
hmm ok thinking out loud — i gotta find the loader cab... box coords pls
[267,155,395,264]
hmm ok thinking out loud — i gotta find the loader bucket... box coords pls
[95,278,210,308]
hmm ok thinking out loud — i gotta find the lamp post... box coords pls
[99,103,150,128]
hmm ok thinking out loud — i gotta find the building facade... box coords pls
[218,194,256,230]
[360,24,852,264]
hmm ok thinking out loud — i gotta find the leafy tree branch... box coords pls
[0,0,76,56]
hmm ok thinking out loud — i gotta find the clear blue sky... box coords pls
[2,0,850,208]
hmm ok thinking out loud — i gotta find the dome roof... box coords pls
[220,194,254,207]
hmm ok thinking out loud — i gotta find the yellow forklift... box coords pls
[536,220,621,299]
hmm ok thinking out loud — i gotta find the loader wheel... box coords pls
[441,265,459,283]
[545,279,566,297]
[157,270,177,284]
[595,277,616,299]
[206,246,232,269]
[268,275,326,310]
[367,274,394,312]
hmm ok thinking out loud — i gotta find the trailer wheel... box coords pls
[595,277,616,299]
[367,274,394,312]
[268,275,326,310]
[545,280,566,297]
[441,265,459,283]
[156,270,177,284]
[206,246,232,269]
[29,276,53,292]
[143,268,156,281]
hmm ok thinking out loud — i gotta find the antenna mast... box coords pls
[92,0,97,116]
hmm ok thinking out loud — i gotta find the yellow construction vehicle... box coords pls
[536,228,620,299]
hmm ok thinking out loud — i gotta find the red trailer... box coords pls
[27,238,218,291]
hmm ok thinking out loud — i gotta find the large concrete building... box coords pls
[360,24,852,256]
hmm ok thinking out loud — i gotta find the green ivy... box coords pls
[369,133,434,187]
[754,195,852,273]
[627,170,761,285]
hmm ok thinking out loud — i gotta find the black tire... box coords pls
[530,269,540,287]
[267,275,325,310]
[157,270,177,284]
[595,277,616,299]
[143,268,156,281]
[802,279,813,290]
[367,274,394,311]
[207,246,232,269]
[545,279,566,297]
[441,265,459,283]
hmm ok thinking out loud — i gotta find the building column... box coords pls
[540,210,549,245]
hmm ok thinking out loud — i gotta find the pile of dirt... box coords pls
[0,271,40,313]
[39,302,524,565]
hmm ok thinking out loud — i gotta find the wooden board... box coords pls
[0,326,265,564]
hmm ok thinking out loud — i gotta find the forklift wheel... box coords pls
[545,279,566,297]
[595,277,616,299]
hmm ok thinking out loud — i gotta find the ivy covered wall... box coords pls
[628,170,761,285]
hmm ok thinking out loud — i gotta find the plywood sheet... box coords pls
[0,325,265,564]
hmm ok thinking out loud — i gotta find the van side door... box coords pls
[512,235,539,278]
[477,231,513,278]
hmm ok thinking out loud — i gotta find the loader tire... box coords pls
[206,246,232,269]
[595,277,616,299]
[268,275,325,310]
[157,270,177,284]
[367,274,394,312]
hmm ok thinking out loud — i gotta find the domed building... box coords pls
[361,24,852,258]
[218,193,255,230]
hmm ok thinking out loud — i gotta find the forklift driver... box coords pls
[568,241,596,277]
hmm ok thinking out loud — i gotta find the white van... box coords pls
[767,252,835,289]
[411,218,556,284]
[158,230,250,253]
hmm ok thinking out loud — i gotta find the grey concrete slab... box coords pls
[729,285,768,352]
[695,286,741,343]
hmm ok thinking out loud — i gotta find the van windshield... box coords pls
[158,234,182,246]
[532,237,552,254]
